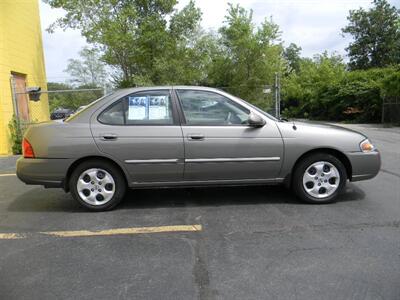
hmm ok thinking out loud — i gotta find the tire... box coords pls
[69,159,127,211]
[292,153,347,204]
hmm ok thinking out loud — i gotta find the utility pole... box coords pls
[274,72,281,119]
[274,73,278,118]
[103,83,107,96]
[277,73,281,119]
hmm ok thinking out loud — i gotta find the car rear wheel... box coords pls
[69,160,126,211]
[292,153,347,204]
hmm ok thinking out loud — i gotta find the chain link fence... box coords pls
[382,96,400,125]
[47,88,105,120]
[9,80,107,153]
[12,87,106,125]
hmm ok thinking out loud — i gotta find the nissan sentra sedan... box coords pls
[16,86,381,211]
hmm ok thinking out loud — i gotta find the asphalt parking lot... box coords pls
[0,124,399,300]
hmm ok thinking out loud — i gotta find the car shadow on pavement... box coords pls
[7,184,365,213]
[7,188,84,212]
[119,183,365,210]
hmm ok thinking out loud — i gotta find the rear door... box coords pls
[91,89,184,183]
[175,89,283,181]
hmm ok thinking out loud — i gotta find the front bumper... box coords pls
[16,157,73,188]
[347,150,381,182]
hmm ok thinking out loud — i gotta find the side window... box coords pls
[125,91,173,125]
[98,100,125,125]
[177,90,250,125]
[98,90,174,125]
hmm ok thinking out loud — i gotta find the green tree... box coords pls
[47,82,103,111]
[283,58,398,123]
[45,0,203,87]
[381,66,400,98]
[150,1,212,85]
[65,47,108,87]
[282,52,346,119]
[283,43,302,74]
[342,0,400,70]
[207,4,285,111]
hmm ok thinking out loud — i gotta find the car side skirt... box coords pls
[128,178,285,189]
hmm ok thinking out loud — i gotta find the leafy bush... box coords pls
[282,61,400,122]
[8,115,23,155]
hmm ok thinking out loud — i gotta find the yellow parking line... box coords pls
[0,225,202,239]
[0,233,25,239]
[0,173,16,177]
[41,224,202,237]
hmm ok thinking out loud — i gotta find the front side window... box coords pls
[177,90,250,126]
[98,90,174,125]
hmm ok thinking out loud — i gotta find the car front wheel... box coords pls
[292,153,347,204]
[69,160,126,211]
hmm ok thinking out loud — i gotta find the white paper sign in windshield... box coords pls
[128,95,169,120]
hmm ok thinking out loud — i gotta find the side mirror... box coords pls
[247,112,266,127]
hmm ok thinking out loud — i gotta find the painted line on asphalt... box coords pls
[0,173,16,177]
[0,233,26,239]
[0,224,202,239]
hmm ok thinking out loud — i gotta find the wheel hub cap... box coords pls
[77,168,115,205]
[302,161,340,199]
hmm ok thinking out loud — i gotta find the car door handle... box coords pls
[187,134,205,141]
[100,133,118,141]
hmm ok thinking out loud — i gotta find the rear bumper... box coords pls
[16,157,72,188]
[347,150,381,182]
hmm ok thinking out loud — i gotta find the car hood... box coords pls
[290,120,367,138]
[275,119,367,153]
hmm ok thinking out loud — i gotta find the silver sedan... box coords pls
[17,86,381,211]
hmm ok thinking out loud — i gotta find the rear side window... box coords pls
[98,90,174,125]
[98,100,125,125]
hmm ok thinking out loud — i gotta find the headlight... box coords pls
[360,139,375,152]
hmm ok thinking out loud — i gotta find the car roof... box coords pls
[67,86,237,123]
[116,86,224,94]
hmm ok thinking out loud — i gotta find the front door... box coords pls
[175,89,283,181]
[91,89,184,183]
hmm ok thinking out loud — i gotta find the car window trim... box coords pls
[173,88,251,127]
[96,89,180,126]
[171,89,187,125]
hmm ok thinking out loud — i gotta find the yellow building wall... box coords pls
[0,0,49,155]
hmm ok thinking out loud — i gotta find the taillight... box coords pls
[23,138,35,158]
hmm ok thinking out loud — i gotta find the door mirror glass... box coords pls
[247,112,266,127]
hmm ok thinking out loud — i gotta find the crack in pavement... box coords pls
[222,220,400,237]
[380,169,400,178]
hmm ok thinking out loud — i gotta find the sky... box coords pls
[39,0,398,83]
